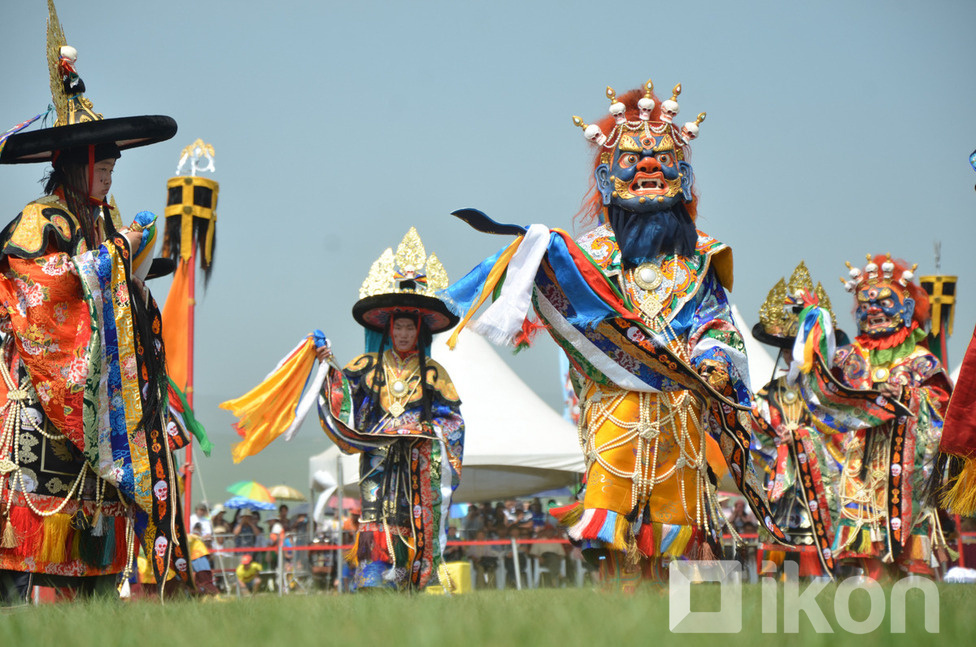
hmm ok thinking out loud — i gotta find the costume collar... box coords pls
[855,323,928,366]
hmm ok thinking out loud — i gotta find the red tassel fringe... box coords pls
[636,522,655,556]
[10,507,42,558]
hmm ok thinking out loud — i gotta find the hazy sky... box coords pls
[2,0,974,507]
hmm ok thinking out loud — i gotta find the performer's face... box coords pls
[855,283,914,338]
[594,132,692,212]
[391,318,418,353]
[88,158,115,201]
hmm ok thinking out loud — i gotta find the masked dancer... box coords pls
[442,80,788,590]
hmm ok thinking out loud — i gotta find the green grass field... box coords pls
[2,584,974,646]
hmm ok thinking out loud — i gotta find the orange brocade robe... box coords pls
[0,196,189,584]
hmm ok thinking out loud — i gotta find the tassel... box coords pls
[940,456,976,515]
[91,508,106,537]
[110,516,127,570]
[636,522,655,557]
[38,513,73,564]
[700,540,718,562]
[99,515,117,568]
[70,524,82,560]
[665,526,694,558]
[624,531,641,568]
[612,514,629,552]
[1,518,17,549]
[659,524,679,555]
[596,511,619,545]
[345,533,360,565]
[568,509,595,541]
[855,529,873,555]
[11,507,42,558]
[549,502,584,526]
[581,509,608,539]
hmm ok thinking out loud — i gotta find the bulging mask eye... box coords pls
[617,153,639,169]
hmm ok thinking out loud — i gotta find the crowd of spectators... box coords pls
[451,498,573,588]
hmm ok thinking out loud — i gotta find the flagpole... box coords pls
[184,247,197,531]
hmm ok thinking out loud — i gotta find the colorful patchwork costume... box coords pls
[0,2,190,601]
[443,81,786,585]
[750,262,844,577]
[318,229,465,591]
[793,254,952,577]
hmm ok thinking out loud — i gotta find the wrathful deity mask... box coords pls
[595,131,693,213]
[855,283,914,338]
[842,254,920,339]
[575,81,703,216]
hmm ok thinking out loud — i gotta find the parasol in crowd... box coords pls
[226,480,275,503]
[223,496,276,511]
[268,484,307,502]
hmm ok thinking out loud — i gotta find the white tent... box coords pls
[730,303,780,390]
[309,328,585,506]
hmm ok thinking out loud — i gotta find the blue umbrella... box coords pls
[224,496,276,511]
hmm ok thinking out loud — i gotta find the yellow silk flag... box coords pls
[161,259,191,392]
[220,337,318,463]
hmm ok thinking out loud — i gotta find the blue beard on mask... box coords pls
[606,203,698,268]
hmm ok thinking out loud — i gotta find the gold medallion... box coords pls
[633,263,663,291]
[389,402,405,418]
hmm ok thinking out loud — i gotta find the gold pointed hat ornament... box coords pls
[352,227,459,334]
[753,261,839,349]
[0,0,176,164]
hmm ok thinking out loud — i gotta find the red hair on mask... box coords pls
[574,87,699,231]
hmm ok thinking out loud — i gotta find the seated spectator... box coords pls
[530,499,546,529]
[503,500,519,528]
[466,530,498,588]
[460,503,484,540]
[236,554,263,594]
[516,501,535,533]
[528,525,564,587]
[443,526,464,562]
[492,502,508,534]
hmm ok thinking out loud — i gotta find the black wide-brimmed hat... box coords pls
[353,292,459,335]
[0,3,176,165]
[354,227,458,335]
[0,115,177,165]
[751,321,795,349]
